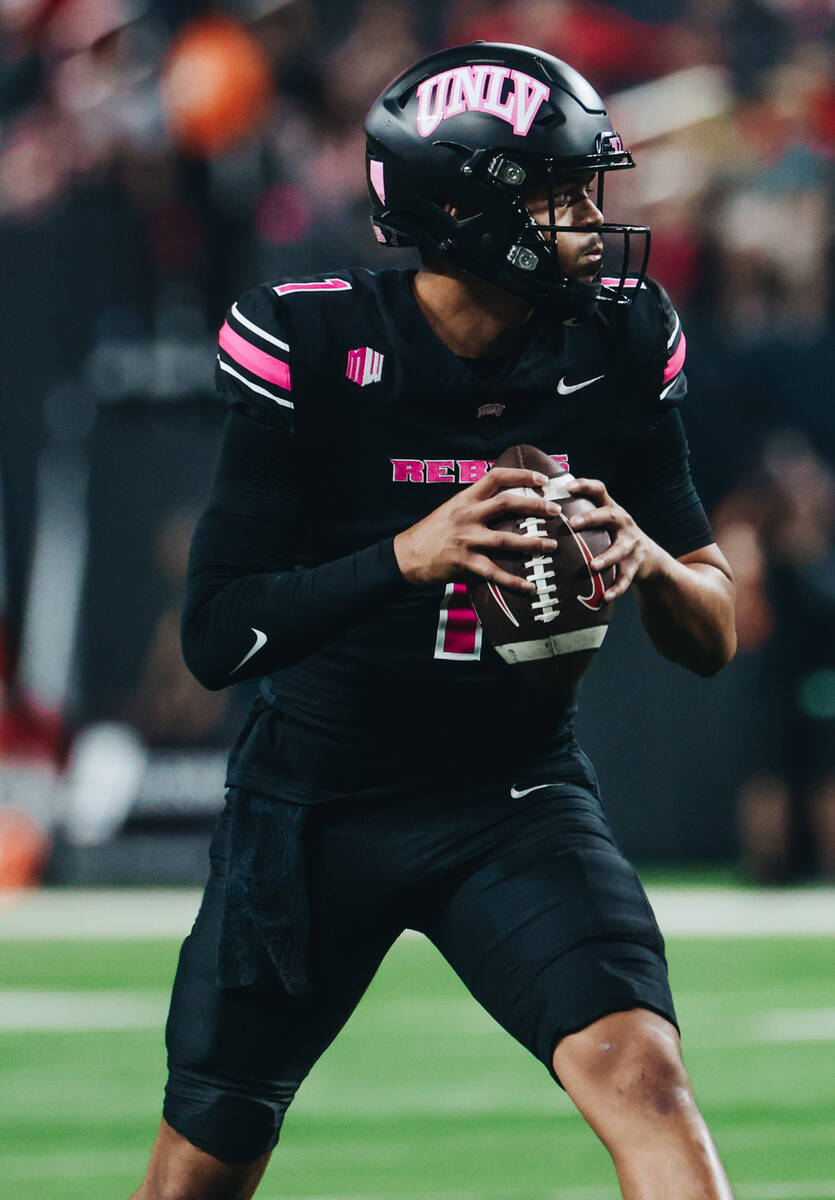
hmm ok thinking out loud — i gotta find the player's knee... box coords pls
[614,1035,693,1121]
[555,1010,694,1123]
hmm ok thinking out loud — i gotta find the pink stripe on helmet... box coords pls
[219,322,291,391]
[369,160,386,203]
[663,331,686,383]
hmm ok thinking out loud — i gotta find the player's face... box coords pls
[525,172,604,283]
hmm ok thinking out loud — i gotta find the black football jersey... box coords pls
[182,267,711,801]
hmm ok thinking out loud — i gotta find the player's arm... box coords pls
[566,470,736,676]
[182,288,410,690]
[565,285,735,677]
[180,405,408,690]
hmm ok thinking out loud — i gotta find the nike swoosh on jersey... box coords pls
[557,374,605,395]
[230,628,268,674]
[509,783,552,799]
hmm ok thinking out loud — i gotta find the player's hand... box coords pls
[565,477,662,601]
[394,468,561,592]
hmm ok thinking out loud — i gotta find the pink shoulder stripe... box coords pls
[219,321,291,391]
[273,278,352,296]
[600,276,642,287]
[663,331,686,383]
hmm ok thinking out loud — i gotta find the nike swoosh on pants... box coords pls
[509,784,553,799]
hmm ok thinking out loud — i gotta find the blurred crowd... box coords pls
[0,0,833,882]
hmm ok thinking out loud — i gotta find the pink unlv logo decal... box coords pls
[416,66,550,138]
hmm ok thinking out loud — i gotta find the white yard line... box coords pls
[754,1008,835,1043]
[648,886,835,937]
[1,884,834,940]
[0,888,203,938]
[552,1189,835,1200]
[737,1188,835,1200]
[0,989,168,1031]
[253,1184,835,1200]
[1,983,833,1050]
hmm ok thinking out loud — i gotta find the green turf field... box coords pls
[1,911,833,1200]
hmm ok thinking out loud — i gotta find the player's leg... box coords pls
[131,795,400,1200]
[419,775,732,1198]
[553,1008,732,1199]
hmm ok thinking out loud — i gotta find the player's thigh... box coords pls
[163,802,398,1166]
[422,792,676,1080]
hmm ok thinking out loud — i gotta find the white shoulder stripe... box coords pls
[666,312,681,350]
[660,375,680,400]
[217,358,294,409]
[230,302,290,352]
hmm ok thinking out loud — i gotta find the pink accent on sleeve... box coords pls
[600,277,641,287]
[273,278,352,296]
[218,322,291,391]
[663,331,686,383]
[369,160,386,203]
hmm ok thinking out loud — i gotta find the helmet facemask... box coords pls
[440,149,651,313]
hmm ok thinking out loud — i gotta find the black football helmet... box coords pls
[364,42,650,312]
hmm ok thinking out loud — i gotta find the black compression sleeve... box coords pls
[181,409,405,690]
[612,409,713,560]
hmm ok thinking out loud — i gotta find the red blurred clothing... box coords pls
[446,0,663,91]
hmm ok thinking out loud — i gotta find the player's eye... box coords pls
[552,185,595,209]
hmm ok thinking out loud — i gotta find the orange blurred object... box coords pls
[0,808,50,889]
[162,15,273,155]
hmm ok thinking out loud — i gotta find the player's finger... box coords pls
[467,554,535,593]
[563,472,609,496]
[590,534,639,571]
[477,467,549,496]
[566,476,608,500]
[603,567,636,601]
[480,529,558,555]
[568,504,620,530]
[479,492,561,520]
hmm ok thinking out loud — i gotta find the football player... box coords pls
[131,43,736,1200]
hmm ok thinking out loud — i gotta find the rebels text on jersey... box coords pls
[183,268,707,800]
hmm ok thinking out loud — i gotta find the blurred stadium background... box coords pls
[0,1,833,1197]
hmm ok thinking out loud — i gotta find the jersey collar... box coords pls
[376,268,563,409]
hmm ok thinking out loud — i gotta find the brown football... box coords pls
[468,444,615,691]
